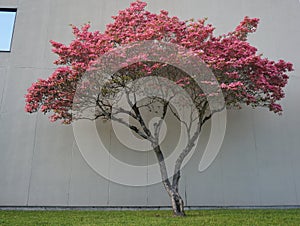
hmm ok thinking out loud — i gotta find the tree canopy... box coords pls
[25,1,293,124]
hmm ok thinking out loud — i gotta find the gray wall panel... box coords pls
[253,110,298,205]
[27,115,73,206]
[10,0,51,68]
[185,146,225,206]
[68,144,110,206]
[0,112,36,205]
[220,110,261,206]
[0,67,6,110]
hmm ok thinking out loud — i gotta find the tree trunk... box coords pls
[153,145,186,216]
[170,190,185,216]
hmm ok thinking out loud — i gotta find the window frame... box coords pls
[0,8,17,52]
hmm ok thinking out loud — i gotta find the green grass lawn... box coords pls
[0,209,299,225]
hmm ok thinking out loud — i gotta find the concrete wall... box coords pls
[0,0,299,207]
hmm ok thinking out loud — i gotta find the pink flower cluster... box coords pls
[25,1,293,123]
[220,81,244,90]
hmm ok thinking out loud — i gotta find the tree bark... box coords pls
[153,145,186,217]
[170,189,185,216]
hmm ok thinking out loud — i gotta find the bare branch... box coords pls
[124,87,153,139]
[110,115,150,140]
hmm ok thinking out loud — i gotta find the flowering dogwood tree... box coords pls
[25,1,293,216]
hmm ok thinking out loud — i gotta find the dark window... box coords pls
[0,8,17,52]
